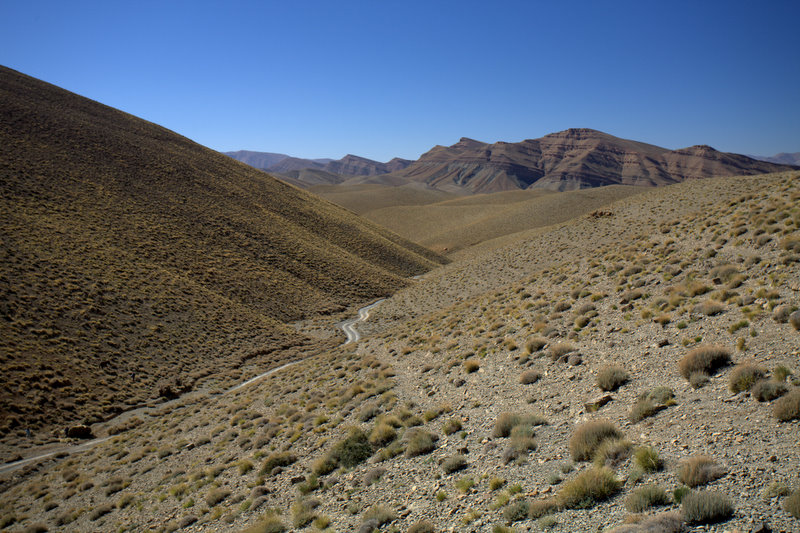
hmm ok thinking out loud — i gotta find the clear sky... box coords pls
[2,0,799,161]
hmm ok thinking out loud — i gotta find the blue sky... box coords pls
[2,0,799,161]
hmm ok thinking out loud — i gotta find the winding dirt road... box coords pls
[0,299,384,476]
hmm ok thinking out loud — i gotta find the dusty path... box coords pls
[0,299,384,476]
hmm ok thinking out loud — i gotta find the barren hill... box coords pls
[0,66,445,440]
[2,171,797,533]
[387,128,795,193]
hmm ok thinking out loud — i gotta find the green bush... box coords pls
[681,490,734,524]
[773,387,800,421]
[728,363,766,393]
[596,365,629,391]
[568,420,623,461]
[625,484,670,512]
[678,345,731,380]
[557,466,621,509]
[678,455,726,487]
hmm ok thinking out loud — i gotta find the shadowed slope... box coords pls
[0,65,445,436]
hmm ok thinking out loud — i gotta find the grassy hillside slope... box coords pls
[364,185,647,253]
[0,66,445,439]
[2,172,797,532]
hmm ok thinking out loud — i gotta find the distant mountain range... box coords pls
[748,152,800,166]
[224,151,412,187]
[229,129,796,193]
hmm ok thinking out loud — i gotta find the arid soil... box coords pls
[2,171,798,532]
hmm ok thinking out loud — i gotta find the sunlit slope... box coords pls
[0,65,445,435]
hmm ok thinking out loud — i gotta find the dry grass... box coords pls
[557,467,621,509]
[772,388,800,421]
[678,345,732,381]
[569,420,623,461]
[681,490,734,524]
[596,365,629,391]
[678,455,726,487]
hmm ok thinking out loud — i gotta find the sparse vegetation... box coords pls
[681,490,734,524]
[625,484,670,512]
[569,420,623,461]
[773,388,800,421]
[678,455,726,487]
[678,345,731,383]
[596,365,629,391]
[557,466,621,509]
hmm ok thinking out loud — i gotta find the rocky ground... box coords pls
[1,171,799,532]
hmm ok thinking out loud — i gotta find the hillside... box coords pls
[362,185,647,254]
[385,129,795,193]
[2,171,797,532]
[0,66,445,442]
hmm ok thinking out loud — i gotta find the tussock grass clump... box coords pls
[752,380,789,402]
[520,370,541,384]
[525,337,548,354]
[528,497,559,518]
[205,488,230,506]
[548,342,576,361]
[463,359,480,373]
[678,345,731,381]
[681,490,734,524]
[330,428,373,467]
[593,438,632,468]
[260,452,296,475]
[493,412,547,437]
[784,488,800,518]
[404,428,437,457]
[728,363,766,392]
[369,423,397,447]
[407,520,436,533]
[502,500,531,523]
[569,420,623,461]
[596,365,629,391]
[442,455,467,474]
[362,504,395,526]
[557,466,621,509]
[502,425,538,463]
[442,417,462,435]
[608,512,684,533]
[633,446,663,472]
[678,455,726,487]
[241,513,287,533]
[625,484,670,512]
[790,310,800,331]
[772,387,800,421]
[694,299,725,316]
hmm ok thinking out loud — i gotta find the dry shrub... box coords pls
[520,370,541,384]
[752,380,788,402]
[557,466,621,509]
[608,511,684,533]
[493,412,547,438]
[525,337,548,354]
[205,488,230,506]
[441,455,467,474]
[407,520,436,533]
[790,310,800,331]
[362,504,395,526]
[678,345,731,380]
[528,497,559,518]
[569,420,623,461]
[633,446,663,472]
[625,484,670,512]
[241,515,287,533]
[463,359,480,373]
[678,455,726,487]
[773,387,800,421]
[784,488,800,518]
[330,428,373,467]
[728,363,766,393]
[260,452,296,475]
[596,365,629,391]
[442,417,462,435]
[404,428,437,457]
[593,438,632,468]
[369,423,397,447]
[548,342,576,361]
[681,490,734,524]
[694,300,725,316]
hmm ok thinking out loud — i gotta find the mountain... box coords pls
[0,65,445,438]
[225,150,413,187]
[749,152,800,166]
[386,128,796,193]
